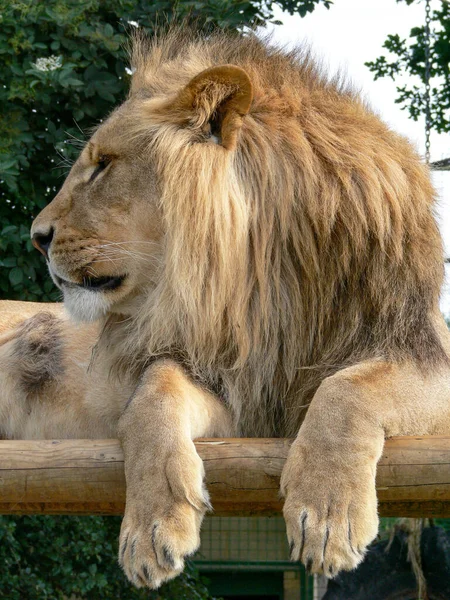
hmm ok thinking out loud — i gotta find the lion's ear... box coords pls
[174,65,253,149]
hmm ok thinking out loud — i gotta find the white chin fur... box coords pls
[63,286,111,322]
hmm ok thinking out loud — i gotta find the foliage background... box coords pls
[0,515,217,599]
[366,0,449,134]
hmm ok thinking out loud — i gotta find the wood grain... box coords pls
[0,437,448,516]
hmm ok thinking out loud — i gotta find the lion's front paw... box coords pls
[281,442,379,578]
[119,442,210,589]
[119,501,205,588]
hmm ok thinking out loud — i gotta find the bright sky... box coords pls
[261,0,450,313]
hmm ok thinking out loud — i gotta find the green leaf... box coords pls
[0,159,18,172]
[9,267,23,286]
[3,256,17,268]
[104,24,114,38]
[1,225,18,236]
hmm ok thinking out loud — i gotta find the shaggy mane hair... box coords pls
[103,29,446,436]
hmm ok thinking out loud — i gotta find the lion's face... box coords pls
[31,64,253,322]
[31,101,165,321]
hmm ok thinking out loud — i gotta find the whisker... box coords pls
[97,250,150,261]
[73,119,86,138]
[95,246,159,260]
[98,240,161,246]
[88,249,162,264]
[64,130,86,145]
[85,263,102,278]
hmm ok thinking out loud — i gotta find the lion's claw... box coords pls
[284,502,372,576]
[281,442,379,578]
[119,500,206,588]
[118,444,209,589]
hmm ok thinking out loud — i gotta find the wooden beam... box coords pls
[0,437,449,517]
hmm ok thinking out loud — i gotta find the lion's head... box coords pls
[31,30,445,434]
[31,32,253,325]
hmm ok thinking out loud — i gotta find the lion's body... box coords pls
[4,29,450,587]
[0,301,131,439]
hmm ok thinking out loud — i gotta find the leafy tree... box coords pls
[0,515,217,599]
[0,0,332,301]
[366,0,450,134]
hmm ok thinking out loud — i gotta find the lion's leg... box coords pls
[281,358,450,578]
[117,359,233,589]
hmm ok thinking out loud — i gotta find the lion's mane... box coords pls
[103,30,446,436]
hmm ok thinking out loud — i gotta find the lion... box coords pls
[10,28,449,588]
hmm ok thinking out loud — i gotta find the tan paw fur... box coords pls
[281,440,379,578]
[118,441,210,588]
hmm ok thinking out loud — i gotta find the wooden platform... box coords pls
[0,436,449,517]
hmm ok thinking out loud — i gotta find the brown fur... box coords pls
[13,312,64,395]
[0,301,131,440]
[24,29,450,587]
[96,31,445,435]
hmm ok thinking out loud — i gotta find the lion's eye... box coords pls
[89,155,111,182]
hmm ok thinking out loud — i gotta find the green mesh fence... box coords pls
[194,516,313,599]
[193,517,450,599]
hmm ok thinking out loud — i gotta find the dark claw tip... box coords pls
[142,565,151,582]
[329,565,334,576]
[130,537,137,558]
[306,559,313,574]
[120,534,129,560]
[151,524,158,545]
[289,541,295,560]
[163,546,176,569]
[151,523,158,556]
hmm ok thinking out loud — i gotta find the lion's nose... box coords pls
[32,227,54,259]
